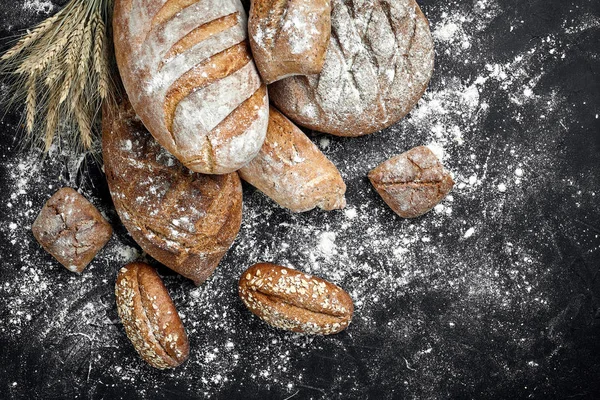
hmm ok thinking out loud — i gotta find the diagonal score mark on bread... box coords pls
[151,0,202,29]
[162,12,241,66]
[163,41,251,134]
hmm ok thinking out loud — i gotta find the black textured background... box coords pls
[1,0,600,399]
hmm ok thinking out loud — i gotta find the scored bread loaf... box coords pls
[239,106,346,212]
[248,0,331,84]
[113,0,269,174]
[102,97,243,285]
[270,0,434,136]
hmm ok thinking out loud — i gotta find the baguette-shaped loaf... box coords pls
[102,97,243,285]
[239,106,346,212]
[249,0,331,84]
[116,262,189,369]
[113,0,269,174]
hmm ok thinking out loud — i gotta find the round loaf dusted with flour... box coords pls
[113,0,269,174]
[116,262,189,369]
[269,0,434,136]
[102,97,243,285]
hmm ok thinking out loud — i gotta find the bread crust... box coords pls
[102,97,243,285]
[113,0,269,174]
[239,106,346,212]
[239,263,353,334]
[248,0,331,84]
[270,0,434,136]
[115,262,189,369]
[32,188,112,273]
[368,146,454,218]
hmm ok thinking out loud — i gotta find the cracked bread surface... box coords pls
[32,188,112,273]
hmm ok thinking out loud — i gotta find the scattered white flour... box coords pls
[22,0,54,14]
[0,0,597,397]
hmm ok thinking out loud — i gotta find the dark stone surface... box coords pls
[0,0,599,399]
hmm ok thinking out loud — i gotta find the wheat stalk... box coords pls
[0,0,114,153]
[26,73,37,134]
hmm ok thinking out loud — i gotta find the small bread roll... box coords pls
[249,0,331,84]
[115,262,189,369]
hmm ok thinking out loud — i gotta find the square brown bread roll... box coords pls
[32,188,112,273]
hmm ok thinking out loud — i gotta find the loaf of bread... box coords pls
[32,188,112,274]
[368,146,454,218]
[239,263,354,334]
[239,106,346,212]
[102,97,243,285]
[116,262,189,369]
[113,0,269,174]
[248,0,331,84]
[270,0,434,136]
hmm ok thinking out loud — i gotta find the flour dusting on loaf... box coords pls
[270,0,434,136]
[114,0,269,174]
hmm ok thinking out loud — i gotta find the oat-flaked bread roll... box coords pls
[113,0,269,174]
[270,0,434,137]
[239,106,346,212]
[102,97,243,285]
[239,263,354,335]
[248,0,331,84]
[116,262,189,369]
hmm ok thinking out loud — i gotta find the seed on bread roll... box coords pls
[270,0,434,136]
[239,263,353,334]
[249,0,331,84]
[239,106,346,212]
[113,0,269,174]
[102,97,243,285]
[369,146,454,218]
[116,262,189,369]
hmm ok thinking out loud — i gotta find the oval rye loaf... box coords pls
[113,0,269,174]
[102,97,243,285]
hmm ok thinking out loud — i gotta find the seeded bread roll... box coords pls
[248,0,331,84]
[116,262,189,369]
[239,106,346,212]
[239,263,353,334]
[102,97,243,285]
[270,0,434,136]
[113,0,269,174]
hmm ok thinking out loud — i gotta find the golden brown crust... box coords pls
[368,146,454,218]
[115,262,189,369]
[31,188,112,274]
[239,263,353,335]
[239,106,346,212]
[248,0,331,84]
[113,0,268,174]
[102,97,243,285]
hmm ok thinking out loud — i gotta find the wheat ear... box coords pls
[25,73,37,134]
[1,12,62,61]
[92,14,109,101]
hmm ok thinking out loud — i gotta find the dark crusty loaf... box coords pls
[102,97,243,285]
[270,0,434,136]
[239,263,353,334]
[32,187,112,274]
[239,106,346,212]
[248,0,331,84]
[113,0,269,174]
[116,262,189,369]
[368,146,454,218]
